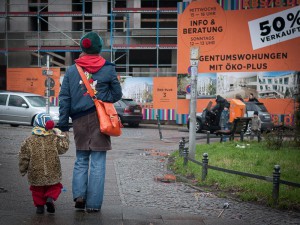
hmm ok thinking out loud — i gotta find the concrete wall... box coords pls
[93,1,107,32]
[0,1,5,32]
[9,0,29,31]
[7,52,31,68]
[48,0,72,32]
[7,33,31,67]
[47,0,75,69]
[128,0,141,30]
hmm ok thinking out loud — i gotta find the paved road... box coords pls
[0,124,299,225]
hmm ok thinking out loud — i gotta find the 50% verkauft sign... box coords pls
[248,6,300,50]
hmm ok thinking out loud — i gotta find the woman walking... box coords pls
[58,31,122,212]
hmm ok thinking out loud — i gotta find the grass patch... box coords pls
[169,141,300,210]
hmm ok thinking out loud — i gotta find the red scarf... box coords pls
[75,55,106,74]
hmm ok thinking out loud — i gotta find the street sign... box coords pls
[188,66,191,75]
[42,69,53,76]
[186,84,191,94]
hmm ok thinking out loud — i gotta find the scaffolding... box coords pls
[0,0,179,79]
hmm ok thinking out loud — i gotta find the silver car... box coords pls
[0,91,70,127]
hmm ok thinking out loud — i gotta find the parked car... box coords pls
[187,100,273,133]
[0,91,71,127]
[114,98,143,127]
[244,101,274,133]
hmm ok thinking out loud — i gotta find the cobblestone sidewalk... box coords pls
[115,154,300,225]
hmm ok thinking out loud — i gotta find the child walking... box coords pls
[250,111,261,142]
[19,113,69,214]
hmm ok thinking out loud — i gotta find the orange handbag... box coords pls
[76,64,122,137]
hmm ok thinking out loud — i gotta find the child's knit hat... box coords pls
[33,113,55,131]
[80,31,103,54]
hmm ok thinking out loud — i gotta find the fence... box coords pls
[178,137,300,205]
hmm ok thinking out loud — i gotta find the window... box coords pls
[72,0,92,31]
[256,103,268,112]
[25,96,46,107]
[8,95,26,107]
[122,99,139,105]
[246,103,255,111]
[141,0,178,28]
[114,101,121,107]
[29,1,49,31]
[0,94,8,106]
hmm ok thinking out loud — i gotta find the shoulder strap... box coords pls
[75,64,96,99]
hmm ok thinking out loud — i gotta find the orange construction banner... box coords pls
[177,0,299,116]
[7,68,61,97]
[177,1,300,73]
[177,98,213,114]
[153,77,177,109]
[176,98,295,115]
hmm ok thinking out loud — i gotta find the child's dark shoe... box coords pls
[75,197,86,209]
[36,205,44,214]
[46,197,55,213]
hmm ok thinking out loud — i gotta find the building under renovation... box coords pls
[0,1,297,125]
[0,0,180,90]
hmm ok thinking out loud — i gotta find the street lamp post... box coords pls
[42,55,53,114]
[188,47,199,159]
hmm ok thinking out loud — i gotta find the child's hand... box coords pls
[53,128,65,137]
[62,132,69,138]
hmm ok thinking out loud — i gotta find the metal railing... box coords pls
[178,137,300,205]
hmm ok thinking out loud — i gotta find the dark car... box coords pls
[114,98,143,127]
[244,101,274,133]
[187,100,273,133]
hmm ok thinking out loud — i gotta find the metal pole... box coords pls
[183,146,189,166]
[110,1,113,62]
[126,13,130,76]
[179,137,185,157]
[188,47,199,159]
[156,0,159,77]
[272,165,280,206]
[82,0,85,33]
[37,2,41,67]
[293,93,297,127]
[156,114,163,140]
[38,17,79,45]
[206,131,210,144]
[202,153,208,181]
[5,0,8,68]
[46,55,50,114]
